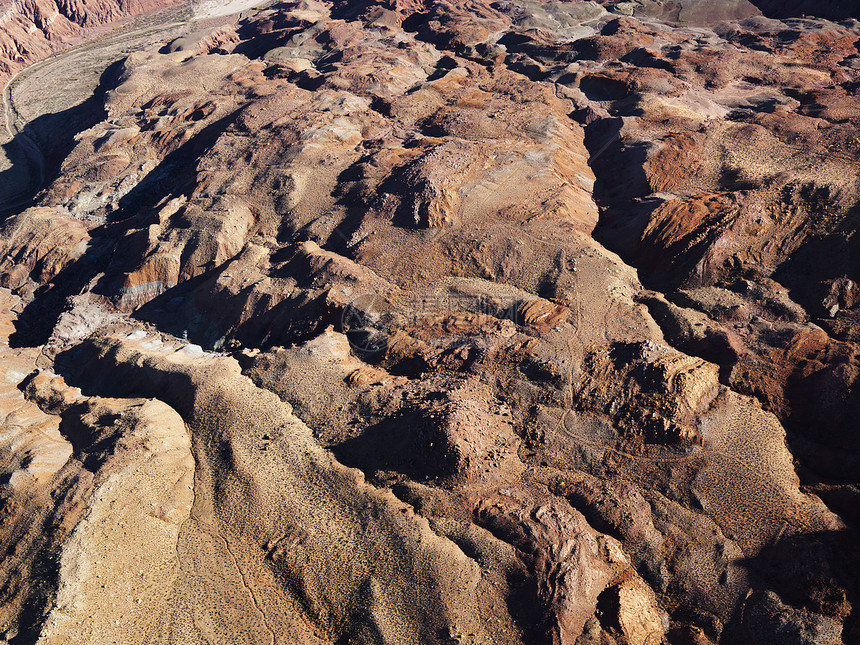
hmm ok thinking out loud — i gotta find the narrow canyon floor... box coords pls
[0,0,858,644]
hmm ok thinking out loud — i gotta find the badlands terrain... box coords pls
[0,0,859,643]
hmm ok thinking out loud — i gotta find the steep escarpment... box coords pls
[1,1,859,644]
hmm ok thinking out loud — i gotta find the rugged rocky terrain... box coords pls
[0,0,858,643]
[0,0,186,85]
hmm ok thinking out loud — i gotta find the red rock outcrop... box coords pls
[1,1,859,643]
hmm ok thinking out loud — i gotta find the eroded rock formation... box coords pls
[1,0,859,643]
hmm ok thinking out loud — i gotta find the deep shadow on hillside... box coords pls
[0,59,122,218]
[750,0,860,20]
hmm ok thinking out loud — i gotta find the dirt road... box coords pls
[0,3,197,212]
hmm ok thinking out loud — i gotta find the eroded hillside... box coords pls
[0,0,187,84]
[0,0,858,644]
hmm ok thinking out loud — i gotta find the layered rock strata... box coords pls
[0,0,858,643]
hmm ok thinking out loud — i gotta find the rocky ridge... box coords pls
[0,0,858,644]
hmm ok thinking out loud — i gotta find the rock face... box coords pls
[1,0,859,643]
[0,293,193,643]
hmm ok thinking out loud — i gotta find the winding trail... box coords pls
[1,69,47,211]
[0,1,213,213]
